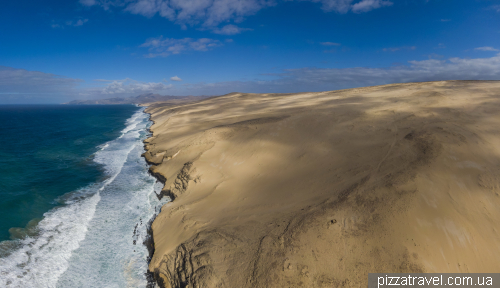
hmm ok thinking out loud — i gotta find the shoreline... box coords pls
[143,81,500,287]
[141,109,166,288]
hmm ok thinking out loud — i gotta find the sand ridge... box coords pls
[143,81,500,287]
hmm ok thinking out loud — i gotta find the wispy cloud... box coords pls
[4,53,500,103]
[212,24,252,35]
[475,46,499,52]
[81,0,394,31]
[79,0,96,6]
[304,0,355,13]
[120,0,275,27]
[382,46,416,52]
[351,0,392,13]
[170,76,182,81]
[490,5,500,12]
[0,66,81,93]
[302,0,390,13]
[85,78,173,96]
[167,53,500,95]
[0,66,82,103]
[140,36,223,57]
[321,42,341,52]
[427,53,444,59]
[51,18,89,28]
[281,55,500,87]
[435,43,446,49]
[320,42,341,46]
[73,19,89,26]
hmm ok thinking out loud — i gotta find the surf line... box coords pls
[141,108,168,288]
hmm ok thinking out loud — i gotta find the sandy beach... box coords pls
[143,81,500,287]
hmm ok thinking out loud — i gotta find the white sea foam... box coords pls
[119,110,143,138]
[0,108,166,287]
[98,143,110,151]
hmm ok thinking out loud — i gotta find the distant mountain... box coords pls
[63,93,210,105]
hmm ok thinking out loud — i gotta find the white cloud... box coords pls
[351,0,392,13]
[0,66,81,93]
[0,66,82,103]
[0,69,175,102]
[52,18,89,28]
[85,78,173,95]
[280,54,500,88]
[435,43,446,49]
[212,24,252,35]
[79,0,96,6]
[82,0,393,31]
[320,42,341,46]
[140,36,223,57]
[427,53,444,59]
[475,46,499,52]
[74,19,89,26]
[382,46,416,52]
[171,76,182,81]
[166,54,500,95]
[120,0,275,27]
[4,53,500,102]
[303,0,354,13]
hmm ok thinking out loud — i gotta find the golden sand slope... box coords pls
[143,81,500,288]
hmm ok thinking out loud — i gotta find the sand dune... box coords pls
[143,81,500,287]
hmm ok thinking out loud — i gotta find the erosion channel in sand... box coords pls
[143,81,500,288]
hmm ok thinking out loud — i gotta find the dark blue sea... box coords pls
[0,105,168,287]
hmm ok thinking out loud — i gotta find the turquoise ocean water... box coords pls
[0,105,168,287]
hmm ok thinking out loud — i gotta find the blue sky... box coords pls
[1,0,499,103]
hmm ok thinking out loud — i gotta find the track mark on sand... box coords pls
[376,125,398,172]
